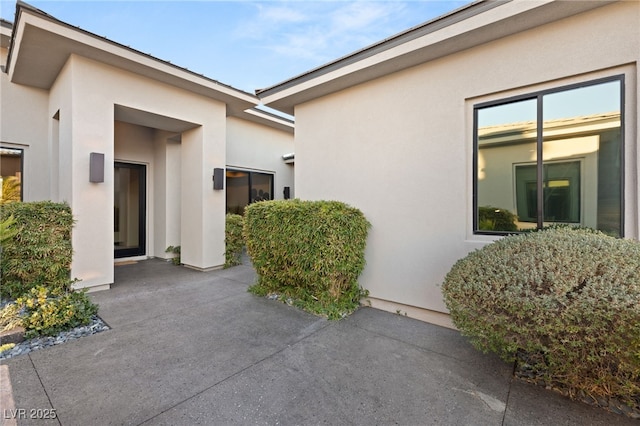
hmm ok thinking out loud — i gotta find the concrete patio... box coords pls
[1,258,635,425]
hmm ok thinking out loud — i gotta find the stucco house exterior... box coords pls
[1,2,294,291]
[2,0,639,329]
[258,0,639,327]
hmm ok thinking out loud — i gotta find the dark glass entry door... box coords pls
[114,162,146,258]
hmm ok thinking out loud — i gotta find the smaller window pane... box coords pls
[543,80,622,236]
[225,170,274,215]
[1,148,23,203]
[251,173,272,203]
[476,99,537,232]
[226,171,250,215]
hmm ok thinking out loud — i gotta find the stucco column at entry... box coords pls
[68,84,114,290]
[180,122,226,270]
[153,131,181,258]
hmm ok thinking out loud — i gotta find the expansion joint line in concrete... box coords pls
[28,354,62,426]
[500,361,520,426]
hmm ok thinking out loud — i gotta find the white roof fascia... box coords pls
[239,108,295,134]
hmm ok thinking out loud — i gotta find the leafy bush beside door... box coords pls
[1,201,74,299]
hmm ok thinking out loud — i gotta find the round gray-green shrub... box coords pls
[442,227,640,404]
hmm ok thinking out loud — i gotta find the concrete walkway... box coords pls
[1,259,635,425]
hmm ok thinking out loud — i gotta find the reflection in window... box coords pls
[475,77,623,236]
[515,162,580,224]
[1,148,23,203]
[226,169,274,215]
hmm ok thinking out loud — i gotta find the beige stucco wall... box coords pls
[48,58,73,205]
[1,46,50,202]
[293,2,639,315]
[226,116,294,200]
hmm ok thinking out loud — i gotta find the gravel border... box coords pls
[0,316,110,361]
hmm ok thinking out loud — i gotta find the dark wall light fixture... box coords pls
[213,168,224,190]
[89,152,104,183]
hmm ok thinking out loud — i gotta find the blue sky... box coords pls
[0,1,469,93]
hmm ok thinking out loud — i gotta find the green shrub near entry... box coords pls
[165,245,181,265]
[0,215,19,244]
[442,227,640,406]
[224,214,244,268]
[1,202,74,300]
[244,200,370,319]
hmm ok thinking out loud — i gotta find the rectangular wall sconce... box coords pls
[283,186,291,200]
[213,168,224,190]
[89,152,104,183]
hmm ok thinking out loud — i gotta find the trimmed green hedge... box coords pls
[1,201,74,299]
[244,200,370,319]
[442,227,640,406]
[224,214,244,268]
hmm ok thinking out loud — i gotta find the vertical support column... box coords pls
[180,110,226,270]
[50,111,61,201]
[153,131,181,258]
[68,60,114,290]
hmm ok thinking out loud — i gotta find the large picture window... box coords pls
[1,147,23,203]
[226,169,274,215]
[474,76,623,236]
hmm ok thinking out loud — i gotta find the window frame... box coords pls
[0,146,25,202]
[472,74,625,236]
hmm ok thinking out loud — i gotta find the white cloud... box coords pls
[236,0,469,83]
[241,1,409,65]
[236,2,312,40]
[258,4,309,23]
[270,28,331,62]
[330,1,403,33]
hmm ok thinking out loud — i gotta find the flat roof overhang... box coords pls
[235,108,294,134]
[257,0,615,115]
[7,2,258,116]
